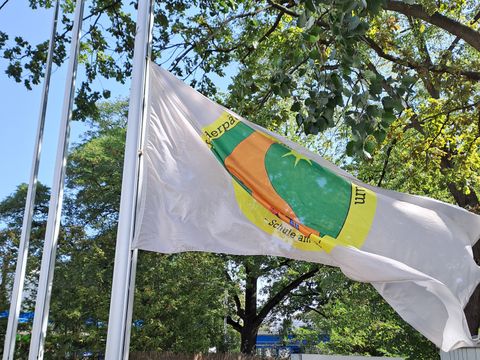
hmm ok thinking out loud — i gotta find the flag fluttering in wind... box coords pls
[133,62,480,352]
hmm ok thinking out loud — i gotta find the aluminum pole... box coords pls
[122,248,138,358]
[28,0,84,358]
[3,0,59,360]
[122,2,154,355]
[104,0,153,358]
[2,2,60,359]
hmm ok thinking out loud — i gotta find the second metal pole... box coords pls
[28,0,85,358]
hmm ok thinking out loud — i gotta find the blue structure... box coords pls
[0,311,34,323]
[256,333,329,355]
[256,333,303,354]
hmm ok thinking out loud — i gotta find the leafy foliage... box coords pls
[1,0,480,356]
[132,252,232,353]
[295,270,438,360]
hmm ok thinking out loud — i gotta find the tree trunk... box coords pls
[240,324,259,354]
[240,262,259,354]
[441,160,480,335]
[462,196,480,336]
[464,248,480,336]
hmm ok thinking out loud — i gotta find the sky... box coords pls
[0,1,236,203]
[0,1,99,201]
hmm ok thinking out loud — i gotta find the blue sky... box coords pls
[0,1,236,204]
[0,1,96,201]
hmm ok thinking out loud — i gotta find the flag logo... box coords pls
[202,112,377,252]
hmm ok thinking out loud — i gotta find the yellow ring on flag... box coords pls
[232,181,377,253]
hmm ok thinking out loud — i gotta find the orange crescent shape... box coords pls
[225,132,300,223]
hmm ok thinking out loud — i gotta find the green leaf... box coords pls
[363,70,376,81]
[392,97,404,111]
[347,16,361,31]
[297,12,307,28]
[331,73,342,90]
[367,0,384,13]
[381,110,396,125]
[305,0,316,12]
[382,96,395,110]
[366,105,380,118]
[304,33,320,43]
[401,75,417,86]
[369,78,383,96]
[309,48,322,60]
[373,130,387,143]
[291,101,302,112]
[364,136,377,154]
[323,106,335,125]
[346,140,356,156]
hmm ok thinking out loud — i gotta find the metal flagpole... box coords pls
[2,2,60,359]
[122,2,154,354]
[28,0,85,358]
[122,249,139,356]
[104,0,153,357]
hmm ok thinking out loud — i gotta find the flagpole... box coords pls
[2,2,60,359]
[28,0,84,358]
[122,248,139,355]
[104,0,153,358]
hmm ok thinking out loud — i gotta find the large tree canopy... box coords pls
[1,0,478,178]
[1,0,478,206]
[1,2,478,125]
[1,0,480,358]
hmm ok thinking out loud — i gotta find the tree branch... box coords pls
[0,0,9,11]
[226,315,243,333]
[255,59,337,111]
[260,258,292,273]
[364,36,480,82]
[84,1,121,22]
[383,0,480,52]
[377,139,397,187]
[365,61,405,99]
[242,12,284,61]
[306,305,327,318]
[424,114,450,162]
[290,291,322,297]
[418,100,480,124]
[445,9,480,55]
[441,151,480,211]
[169,7,271,71]
[267,0,299,17]
[408,17,439,98]
[59,1,122,38]
[256,90,273,111]
[225,270,245,319]
[254,267,319,328]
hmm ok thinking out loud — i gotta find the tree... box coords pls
[2,0,479,155]
[296,270,438,360]
[223,256,321,354]
[0,101,229,357]
[2,0,480,352]
[3,0,477,230]
[0,182,48,305]
[0,183,50,358]
[132,252,232,353]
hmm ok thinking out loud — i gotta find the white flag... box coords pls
[133,62,480,351]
